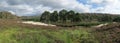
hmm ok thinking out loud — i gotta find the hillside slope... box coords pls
[0,19,98,43]
[94,23,120,43]
[0,11,18,19]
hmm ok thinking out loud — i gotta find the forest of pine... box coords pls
[21,9,120,27]
[40,9,120,22]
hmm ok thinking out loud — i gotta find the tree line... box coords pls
[40,9,120,23]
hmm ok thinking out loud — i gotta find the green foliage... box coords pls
[66,10,75,22]
[76,22,103,27]
[72,13,81,22]
[113,16,120,22]
[52,22,103,27]
[0,27,98,43]
[21,9,120,24]
[40,11,51,22]
[39,10,120,23]
[1,18,120,43]
[0,20,98,43]
[49,11,59,22]
[98,15,113,22]
[21,16,40,22]
[21,9,120,27]
[0,11,18,19]
[59,9,68,22]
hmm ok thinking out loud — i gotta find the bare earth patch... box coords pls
[19,21,56,27]
[93,23,108,28]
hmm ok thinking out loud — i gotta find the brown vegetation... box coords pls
[93,23,120,43]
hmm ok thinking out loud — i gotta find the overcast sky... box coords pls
[0,0,120,16]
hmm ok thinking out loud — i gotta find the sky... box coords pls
[0,0,120,16]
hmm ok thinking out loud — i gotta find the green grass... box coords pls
[0,19,98,43]
[0,26,98,43]
[50,22,104,27]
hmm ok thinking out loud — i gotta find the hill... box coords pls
[93,23,120,43]
[0,19,98,43]
[22,9,120,27]
[22,9,120,23]
[0,11,18,19]
[0,11,120,43]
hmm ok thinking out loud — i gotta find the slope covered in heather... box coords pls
[93,23,120,43]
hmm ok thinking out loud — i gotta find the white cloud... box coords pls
[0,0,120,16]
[0,1,9,7]
[8,11,15,14]
[89,0,104,4]
[91,0,120,14]
[37,0,91,12]
[0,0,91,16]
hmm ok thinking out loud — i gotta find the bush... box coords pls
[76,22,102,27]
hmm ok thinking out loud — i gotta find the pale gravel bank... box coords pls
[19,21,56,26]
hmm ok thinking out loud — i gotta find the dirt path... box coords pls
[94,23,108,27]
[20,21,56,26]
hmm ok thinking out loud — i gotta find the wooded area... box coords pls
[40,9,120,23]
